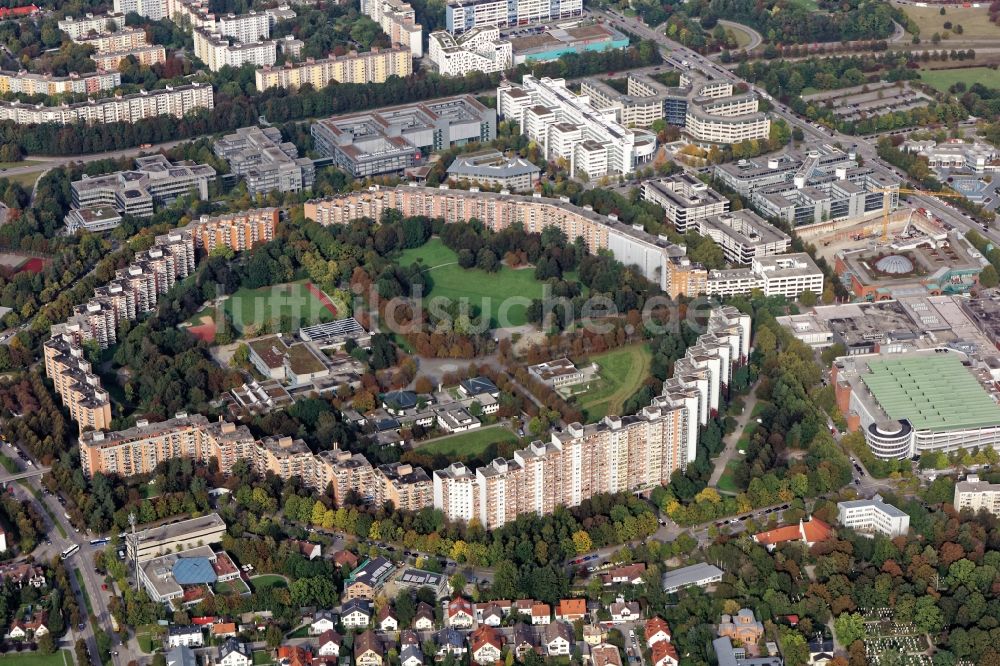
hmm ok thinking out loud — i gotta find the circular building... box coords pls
[874,255,914,275]
[865,419,913,460]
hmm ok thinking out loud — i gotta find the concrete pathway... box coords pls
[708,391,760,489]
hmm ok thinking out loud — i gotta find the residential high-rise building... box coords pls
[193,27,277,71]
[0,83,213,126]
[375,463,433,512]
[92,45,167,71]
[0,69,121,96]
[58,12,125,40]
[76,27,149,54]
[954,474,1000,517]
[114,0,167,21]
[255,48,412,91]
[360,0,423,57]
[187,207,279,254]
[432,462,477,523]
[445,0,582,34]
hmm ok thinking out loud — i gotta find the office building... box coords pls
[833,351,1000,460]
[93,45,168,71]
[187,207,279,254]
[126,513,227,562]
[715,144,899,227]
[445,0,581,34]
[707,253,823,298]
[641,174,729,232]
[255,47,412,91]
[837,494,910,537]
[498,75,657,178]
[428,27,512,77]
[902,139,1000,175]
[76,27,148,54]
[58,12,125,40]
[692,210,790,264]
[360,0,423,57]
[954,474,1000,517]
[582,74,680,129]
[0,69,121,97]
[213,126,314,195]
[310,96,496,178]
[63,207,123,234]
[0,83,213,126]
[445,149,540,191]
[528,358,585,387]
[72,154,215,218]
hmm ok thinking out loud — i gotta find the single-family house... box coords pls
[316,629,342,658]
[436,628,467,658]
[471,625,503,665]
[511,624,536,660]
[447,597,475,629]
[400,644,424,666]
[354,631,383,666]
[277,645,313,666]
[310,610,338,635]
[341,599,373,629]
[377,607,399,632]
[556,599,587,622]
[332,551,359,570]
[414,602,436,630]
[610,600,641,624]
[212,623,238,639]
[591,644,622,666]
[651,641,679,666]
[644,617,672,647]
[583,624,605,646]
[218,638,253,666]
[602,563,646,586]
[475,602,507,627]
[531,603,551,625]
[289,540,322,561]
[9,612,47,640]
[544,621,573,656]
[167,625,204,648]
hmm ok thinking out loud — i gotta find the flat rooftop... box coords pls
[862,354,1000,432]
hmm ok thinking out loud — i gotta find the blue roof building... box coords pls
[172,557,218,585]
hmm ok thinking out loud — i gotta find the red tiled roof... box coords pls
[557,599,586,617]
[754,518,834,546]
[644,617,672,643]
[802,517,833,543]
[212,622,237,635]
[278,646,313,666]
[651,641,678,666]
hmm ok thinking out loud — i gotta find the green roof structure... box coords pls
[862,354,1000,432]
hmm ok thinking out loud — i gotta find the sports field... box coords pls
[183,280,338,339]
[417,425,518,459]
[575,344,652,421]
[398,239,545,328]
[920,67,1000,93]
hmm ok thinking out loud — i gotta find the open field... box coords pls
[4,171,43,189]
[723,22,755,47]
[786,0,818,9]
[575,344,653,421]
[920,67,1000,92]
[250,574,288,592]
[0,651,72,666]
[184,280,338,338]
[417,425,518,460]
[398,239,546,328]
[893,0,1000,39]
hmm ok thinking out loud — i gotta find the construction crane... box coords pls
[872,187,970,243]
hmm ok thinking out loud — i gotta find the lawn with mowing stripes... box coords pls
[417,425,518,460]
[576,344,653,422]
[0,650,73,666]
[398,239,546,328]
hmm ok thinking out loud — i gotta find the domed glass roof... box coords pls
[875,255,914,274]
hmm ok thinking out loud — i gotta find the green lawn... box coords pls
[221,279,339,334]
[418,425,518,460]
[73,568,93,614]
[0,650,72,666]
[920,67,1000,93]
[4,171,43,189]
[253,651,273,665]
[286,626,310,639]
[398,238,546,328]
[215,578,250,595]
[250,574,288,592]
[786,0,818,9]
[717,460,742,494]
[575,345,653,422]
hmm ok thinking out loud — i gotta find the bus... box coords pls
[90,537,110,546]
[60,544,80,560]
